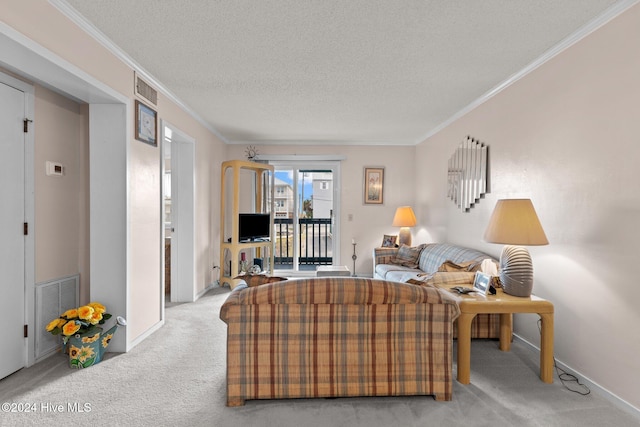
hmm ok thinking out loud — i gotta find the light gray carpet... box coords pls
[1,286,638,427]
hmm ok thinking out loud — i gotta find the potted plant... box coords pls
[46,302,124,369]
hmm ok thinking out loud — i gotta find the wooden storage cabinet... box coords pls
[220,160,275,288]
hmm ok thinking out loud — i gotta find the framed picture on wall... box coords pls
[135,99,157,146]
[364,167,384,205]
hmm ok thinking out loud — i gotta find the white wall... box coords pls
[416,3,640,412]
[33,85,88,298]
[3,0,226,348]
[226,144,416,275]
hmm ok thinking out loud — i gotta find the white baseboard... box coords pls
[514,334,640,421]
[196,283,216,299]
[127,320,165,351]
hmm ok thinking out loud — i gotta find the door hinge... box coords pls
[24,222,28,235]
[24,118,33,133]
[24,325,28,338]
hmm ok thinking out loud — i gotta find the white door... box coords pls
[0,82,26,379]
[270,161,341,275]
[170,139,195,302]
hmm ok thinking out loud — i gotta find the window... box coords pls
[269,161,341,275]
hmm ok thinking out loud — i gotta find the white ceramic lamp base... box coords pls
[499,245,534,297]
[397,227,412,246]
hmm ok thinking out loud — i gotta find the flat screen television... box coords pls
[238,213,271,242]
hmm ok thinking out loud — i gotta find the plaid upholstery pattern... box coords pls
[404,273,500,339]
[414,271,477,285]
[418,243,496,274]
[220,278,460,406]
[373,244,501,339]
[390,244,426,268]
[372,247,400,266]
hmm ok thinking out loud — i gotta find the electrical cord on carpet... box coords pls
[537,319,590,396]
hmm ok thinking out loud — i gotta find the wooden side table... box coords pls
[437,283,554,385]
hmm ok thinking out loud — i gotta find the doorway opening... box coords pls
[161,121,196,309]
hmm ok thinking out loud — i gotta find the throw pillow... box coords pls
[405,277,433,287]
[391,244,425,268]
[419,271,476,286]
[233,274,287,287]
[437,260,483,272]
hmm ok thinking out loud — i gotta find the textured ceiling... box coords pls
[63,0,620,145]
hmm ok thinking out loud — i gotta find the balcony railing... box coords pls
[274,218,332,269]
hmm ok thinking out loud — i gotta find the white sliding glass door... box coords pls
[270,161,340,275]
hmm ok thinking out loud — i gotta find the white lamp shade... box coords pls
[484,199,548,245]
[392,206,417,227]
[484,199,548,297]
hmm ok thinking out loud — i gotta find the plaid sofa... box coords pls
[373,243,502,339]
[220,277,460,406]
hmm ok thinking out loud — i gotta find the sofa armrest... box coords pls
[372,247,398,270]
[219,282,248,323]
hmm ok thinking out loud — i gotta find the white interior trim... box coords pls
[1,22,132,352]
[257,154,346,162]
[49,0,229,144]
[514,334,640,420]
[162,120,197,303]
[0,21,126,105]
[23,82,35,368]
[232,140,415,146]
[89,103,129,352]
[418,0,640,144]
[0,71,35,367]
[269,159,342,270]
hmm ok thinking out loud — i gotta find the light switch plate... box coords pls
[46,161,64,177]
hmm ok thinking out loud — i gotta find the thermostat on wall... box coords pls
[46,161,64,177]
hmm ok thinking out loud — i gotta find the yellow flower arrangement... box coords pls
[46,302,112,344]
[47,302,124,369]
[101,332,114,348]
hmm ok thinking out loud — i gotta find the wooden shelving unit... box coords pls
[219,160,275,288]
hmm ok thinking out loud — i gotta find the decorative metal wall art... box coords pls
[447,136,488,211]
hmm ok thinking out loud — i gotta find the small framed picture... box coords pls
[364,167,384,204]
[381,235,397,247]
[473,271,492,295]
[135,100,157,146]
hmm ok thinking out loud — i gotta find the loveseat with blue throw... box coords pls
[373,243,497,282]
[373,243,502,339]
[220,277,460,406]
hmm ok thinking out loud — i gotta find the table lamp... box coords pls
[392,206,417,246]
[483,199,548,297]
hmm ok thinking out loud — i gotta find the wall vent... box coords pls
[134,72,158,106]
[35,275,79,360]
